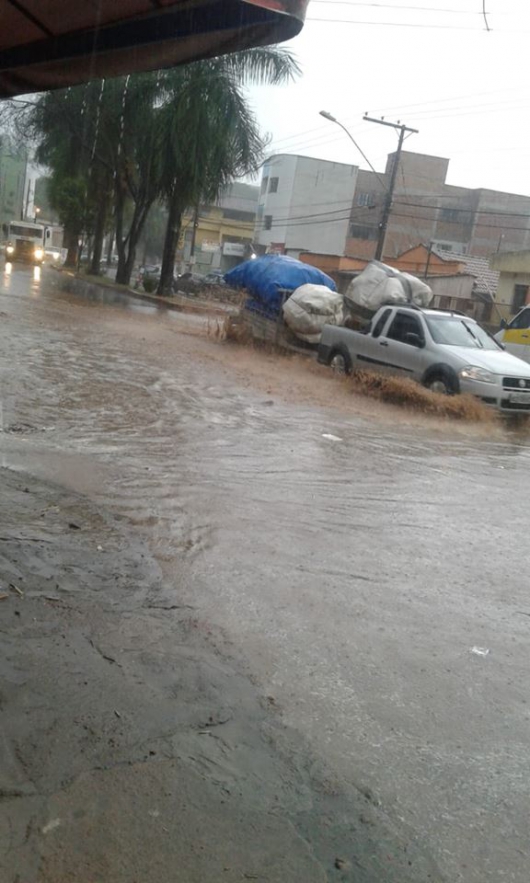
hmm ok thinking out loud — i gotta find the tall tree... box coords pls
[156,47,299,295]
[23,76,161,282]
[28,83,108,267]
[102,74,164,285]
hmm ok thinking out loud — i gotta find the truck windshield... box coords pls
[10,225,42,239]
[426,315,500,350]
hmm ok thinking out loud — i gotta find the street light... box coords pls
[34,206,41,223]
[319,110,385,186]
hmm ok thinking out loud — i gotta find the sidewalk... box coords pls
[0,468,333,882]
[0,465,443,883]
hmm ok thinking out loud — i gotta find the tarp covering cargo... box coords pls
[345,261,433,313]
[225,255,337,318]
[283,284,344,344]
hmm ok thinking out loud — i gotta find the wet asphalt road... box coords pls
[1,265,530,883]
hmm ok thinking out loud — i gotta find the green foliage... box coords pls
[20,44,300,282]
[47,175,86,234]
[157,46,299,209]
[142,275,158,293]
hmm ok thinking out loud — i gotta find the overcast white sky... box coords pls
[247,0,530,195]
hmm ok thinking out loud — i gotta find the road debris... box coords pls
[470,646,490,657]
[0,592,9,601]
[42,818,61,835]
[334,857,349,870]
[9,583,23,596]
[322,433,343,441]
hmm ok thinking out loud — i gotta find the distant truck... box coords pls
[5,220,62,264]
[318,303,530,414]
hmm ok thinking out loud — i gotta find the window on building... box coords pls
[268,177,279,194]
[356,191,376,207]
[222,208,255,222]
[260,176,269,195]
[440,208,460,223]
[264,215,273,231]
[349,223,379,241]
[512,285,529,313]
[440,207,472,225]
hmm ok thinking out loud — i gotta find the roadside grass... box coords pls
[346,370,496,421]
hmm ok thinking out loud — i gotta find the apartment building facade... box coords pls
[254,154,358,256]
[178,182,260,274]
[347,151,530,259]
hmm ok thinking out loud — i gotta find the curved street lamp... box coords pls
[319,111,386,188]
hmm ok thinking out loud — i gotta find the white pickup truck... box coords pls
[317,304,530,414]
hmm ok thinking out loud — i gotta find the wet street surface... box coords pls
[1,266,529,882]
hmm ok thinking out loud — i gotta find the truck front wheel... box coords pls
[423,366,459,396]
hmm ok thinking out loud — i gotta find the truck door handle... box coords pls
[522,334,529,339]
[379,340,389,347]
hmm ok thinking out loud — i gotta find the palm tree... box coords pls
[104,73,166,285]
[156,47,299,295]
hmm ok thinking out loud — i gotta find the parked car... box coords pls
[495,306,530,363]
[203,270,226,285]
[318,304,530,414]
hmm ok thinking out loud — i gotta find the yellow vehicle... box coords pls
[495,306,530,363]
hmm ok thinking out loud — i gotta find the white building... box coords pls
[255,154,358,257]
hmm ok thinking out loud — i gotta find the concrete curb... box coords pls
[51,266,237,317]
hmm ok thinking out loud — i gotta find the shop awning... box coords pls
[0,0,307,98]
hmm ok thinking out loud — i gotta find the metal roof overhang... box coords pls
[0,0,307,98]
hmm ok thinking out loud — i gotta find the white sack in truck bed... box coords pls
[345,260,433,313]
[283,284,344,344]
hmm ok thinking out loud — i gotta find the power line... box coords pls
[268,86,530,154]
[257,208,530,236]
[254,197,530,233]
[307,17,491,30]
[311,1,494,13]
[268,121,373,154]
[394,200,530,218]
[307,16,529,33]
[254,196,530,232]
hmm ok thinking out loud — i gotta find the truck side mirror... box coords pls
[499,318,507,330]
[405,332,423,347]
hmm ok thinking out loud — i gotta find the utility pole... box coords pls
[363,116,418,261]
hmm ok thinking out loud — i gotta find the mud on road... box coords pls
[1,267,529,883]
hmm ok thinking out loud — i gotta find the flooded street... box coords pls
[1,266,530,882]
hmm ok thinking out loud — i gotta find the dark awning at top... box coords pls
[0,0,307,98]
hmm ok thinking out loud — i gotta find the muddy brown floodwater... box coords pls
[1,266,530,883]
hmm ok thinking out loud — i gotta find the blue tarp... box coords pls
[224,255,337,317]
